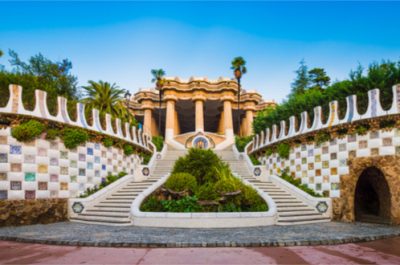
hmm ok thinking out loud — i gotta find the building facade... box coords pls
[129,77,275,150]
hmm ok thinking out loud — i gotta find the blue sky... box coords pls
[1,1,399,102]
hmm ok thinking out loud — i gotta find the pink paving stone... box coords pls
[0,237,399,265]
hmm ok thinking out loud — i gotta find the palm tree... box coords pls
[81,80,135,125]
[231,56,247,136]
[151,69,166,134]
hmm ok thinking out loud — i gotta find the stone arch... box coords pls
[333,156,400,224]
[354,167,391,223]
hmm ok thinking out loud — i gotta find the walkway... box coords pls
[1,237,400,264]
[0,222,399,247]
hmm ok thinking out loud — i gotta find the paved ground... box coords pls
[0,221,400,247]
[1,237,400,264]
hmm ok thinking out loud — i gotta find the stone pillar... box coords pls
[165,97,176,141]
[143,109,152,135]
[217,110,225,134]
[245,110,254,136]
[223,98,234,139]
[194,99,204,132]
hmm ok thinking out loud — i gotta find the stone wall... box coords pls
[0,198,68,226]
[333,156,400,224]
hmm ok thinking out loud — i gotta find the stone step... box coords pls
[99,201,132,205]
[278,211,320,217]
[70,216,131,224]
[86,209,130,213]
[278,216,330,223]
[93,205,131,209]
[79,212,129,218]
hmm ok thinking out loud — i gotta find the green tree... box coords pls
[308,67,330,90]
[290,59,310,97]
[0,50,79,113]
[81,80,135,124]
[231,56,247,135]
[0,50,3,57]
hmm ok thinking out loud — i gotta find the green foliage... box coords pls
[61,128,89,149]
[80,172,126,198]
[355,124,370,136]
[172,148,223,185]
[379,119,396,129]
[11,120,45,142]
[164,173,197,192]
[45,128,60,140]
[152,136,164,152]
[143,149,268,213]
[81,80,136,124]
[102,137,113,148]
[161,196,201,212]
[140,195,164,212]
[277,143,290,159]
[315,131,331,145]
[249,154,261,165]
[265,148,274,157]
[336,127,348,137]
[123,144,134,156]
[140,153,151,165]
[235,136,253,152]
[254,60,400,134]
[0,50,78,113]
[279,169,322,197]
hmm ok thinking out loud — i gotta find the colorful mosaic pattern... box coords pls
[265,128,399,198]
[0,130,141,200]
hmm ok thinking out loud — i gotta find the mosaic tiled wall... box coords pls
[250,86,400,153]
[262,128,400,198]
[0,128,141,200]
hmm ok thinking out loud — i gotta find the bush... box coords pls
[235,136,253,152]
[123,145,134,156]
[102,137,113,147]
[355,124,370,135]
[336,127,348,137]
[265,148,274,157]
[161,196,201,212]
[80,172,126,198]
[314,131,330,145]
[140,153,151,165]
[140,195,164,212]
[277,143,290,159]
[11,120,45,142]
[172,148,223,184]
[195,183,219,201]
[61,128,89,149]
[152,136,164,152]
[379,119,396,129]
[45,128,60,140]
[249,154,261,165]
[164,173,197,192]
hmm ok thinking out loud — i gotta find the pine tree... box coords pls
[290,59,310,97]
[308,67,330,90]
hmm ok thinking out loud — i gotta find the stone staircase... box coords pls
[70,148,186,225]
[216,148,330,225]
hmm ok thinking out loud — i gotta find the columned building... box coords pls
[129,77,275,150]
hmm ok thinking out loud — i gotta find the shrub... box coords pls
[140,153,151,165]
[249,154,261,165]
[164,173,197,192]
[45,128,60,140]
[379,119,396,129]
[161,196,201,212]
[102,137,113,148]
[265,148,274,157]
[235,136,253,152]
[172,148,223,184]
[152,136,164,152]
[336,127,348,137]
[61,128,89,149]
[355,124,370,135]
[123,145,134,156]
[11,120,45,142]
[140,195,164,212]
[195,183,219,201]
[314,131,330,145]
[277,143,290,159]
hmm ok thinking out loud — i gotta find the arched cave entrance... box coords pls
[354,167,391,224]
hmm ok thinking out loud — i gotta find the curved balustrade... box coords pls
[0,84,153,153]
[250,85,400,153]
